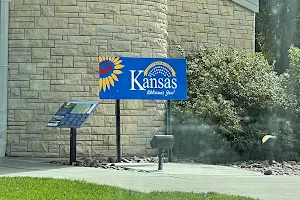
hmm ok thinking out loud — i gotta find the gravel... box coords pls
[225,160,300,175]
[48,156,159,173]
[48,156,300,175]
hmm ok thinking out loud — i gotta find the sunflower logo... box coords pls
[98,56,124,91]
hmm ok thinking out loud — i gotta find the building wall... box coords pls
[6,0,255,158]
[168,0,255,57]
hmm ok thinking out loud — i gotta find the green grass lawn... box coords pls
[0,177,258,200]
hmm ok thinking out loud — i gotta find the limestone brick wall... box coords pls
[6,0,256,158]
[167,0,255,57]
[7,0,168,158]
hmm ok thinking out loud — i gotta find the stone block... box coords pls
[44,68,57,79]
[62,56,74,67]
[210,17,227,28]
[122,146,146,156]
[77,127,92,135]
[69,18,83,24]
[77,146,92,157]
[87,2,120,14]
[130,137,147,145]
[69,36,91,44]
[10,88,20,98]
[92,127,115,135]
[40,92,70,102]
[80,25,97,35]
[189,23,205,32]
[24,0,47,4]
[89,116,105,126]
[9,40,43,48]
[8,81,29,88]
[15,110,34,122]
[48,0,76,5]
[59,145,70,157]
[21,91,39,98]
[124,101,144,110]
[51,85,85,92]
[92,147,115,157]
[10,11,40,17]
[122,124,138,135]
[19,63,37,74]
[15,4,41,10]
[57,67,87,74]
[45,103,60,114]
[32,48,51,59]
[11,145,27,152]
[30,80,50,91]
[7,134,20,145]
[138,116,155,127]
[35,152,59,157]
[9,75,29,81]
[64,74,82,85]
[49,29,79,36]
[114,33,140,41]
[108,41,131,52]
[10,152,35,157]
[27,103,44,110]
[43,40,55,47]
[28,141,48,152]
[114,15,138,26]
[97,25,126,33]
[182,2,202,12]
[51,48,78,56]
[9,34,24,40]
[35,17,69,28]
[41,6,55,16]
[96,104,115,115]
[78,45,98,56]
[219,5,234,16]
[27,122,58,134]
[55,6,86,13]
[8,99,27,109]
[84,18,113,25]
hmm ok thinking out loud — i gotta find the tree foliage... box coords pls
[256,0,300,73]
[171,46,299,163]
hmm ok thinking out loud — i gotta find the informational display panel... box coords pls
[47,101,99,128]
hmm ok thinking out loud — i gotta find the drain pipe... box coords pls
[0,0,9,157]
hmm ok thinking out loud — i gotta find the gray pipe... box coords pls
[0,0,9,157]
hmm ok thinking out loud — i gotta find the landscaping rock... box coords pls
[48,156,300,176]
[47,156,157,173]
[226,160,300,176]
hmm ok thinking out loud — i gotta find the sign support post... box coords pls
[116,99,121,162]
[166,100,172,162]
[70,128,77,165]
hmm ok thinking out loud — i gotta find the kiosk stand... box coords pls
[47,101,99,165]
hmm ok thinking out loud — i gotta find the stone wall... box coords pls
[7,0,168,158]
[6,0,256,158]
[167,0,255,57]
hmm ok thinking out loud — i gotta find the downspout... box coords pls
[0,0,9,157]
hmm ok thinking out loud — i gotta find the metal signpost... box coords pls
[47,101,99,165]
[98,56,187,162]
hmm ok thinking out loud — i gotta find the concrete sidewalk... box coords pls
[0,157,299,200]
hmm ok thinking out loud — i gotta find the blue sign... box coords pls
[98,57,187,100]
[47,101,99,128]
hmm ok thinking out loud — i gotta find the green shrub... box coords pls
[171,46,295,163]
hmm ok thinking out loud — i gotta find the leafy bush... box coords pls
[171,46,295,163]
